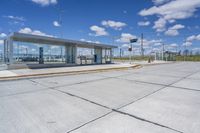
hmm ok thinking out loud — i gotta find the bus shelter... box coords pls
[4,32,117,67]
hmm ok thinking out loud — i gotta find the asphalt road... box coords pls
[0,62,200,133]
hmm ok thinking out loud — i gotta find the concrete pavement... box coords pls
[0,62,200,133]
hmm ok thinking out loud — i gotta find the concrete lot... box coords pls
[0,62,200,133]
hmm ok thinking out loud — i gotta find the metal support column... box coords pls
[105,48,107,63]
[110,48,113,63]
[94,47,102,64]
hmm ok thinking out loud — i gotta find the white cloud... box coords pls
[165,30,178,36]
[183,41,192,46]
[197,34,200,40]
[186,34,200,42]
[19,27,54,37]
[141,39,162,46]
[116,33,137,43]
[139,0,200,20]
[3,15,26,21]
[101,20,127,30]
[138,21,150,26]
[153,18,166,32]
[53,21,61,27]
[170,43,178,47]
[168,19,176,23]
[152,0,170,5]
[0,33,7,38]
[31,0,57,6]
[165,24,185,36]
[139,0,200,32]
[187,35,196,42]
[169,24,185,30]
[89,25,108,36]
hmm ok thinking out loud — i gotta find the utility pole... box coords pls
[57,8,65,38]
[141,33,144,57]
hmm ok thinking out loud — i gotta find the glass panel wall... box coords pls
[77,47,94,64]
[13,41,65,64]
[43,45,65,64]
[105,49,111,63]
[13,41,39,64]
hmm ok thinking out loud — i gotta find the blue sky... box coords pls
[0,0,200,55]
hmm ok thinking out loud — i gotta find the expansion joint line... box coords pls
[116,69,200,110]
[113,109,183,133]
[55,88,182,133]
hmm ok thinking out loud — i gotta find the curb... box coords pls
[0,64,141,81]
[140,61,175,67]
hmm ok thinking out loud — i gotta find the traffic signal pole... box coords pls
[129,38,138,64]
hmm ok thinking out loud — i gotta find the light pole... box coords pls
[54,7,65,38]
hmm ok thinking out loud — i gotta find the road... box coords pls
[0,62,200,133]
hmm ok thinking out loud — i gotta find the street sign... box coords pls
[130,38,138,43]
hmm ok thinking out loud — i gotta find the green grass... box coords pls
[176,55,200,61]
[114,55,200,62]
[114,56,152,61]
